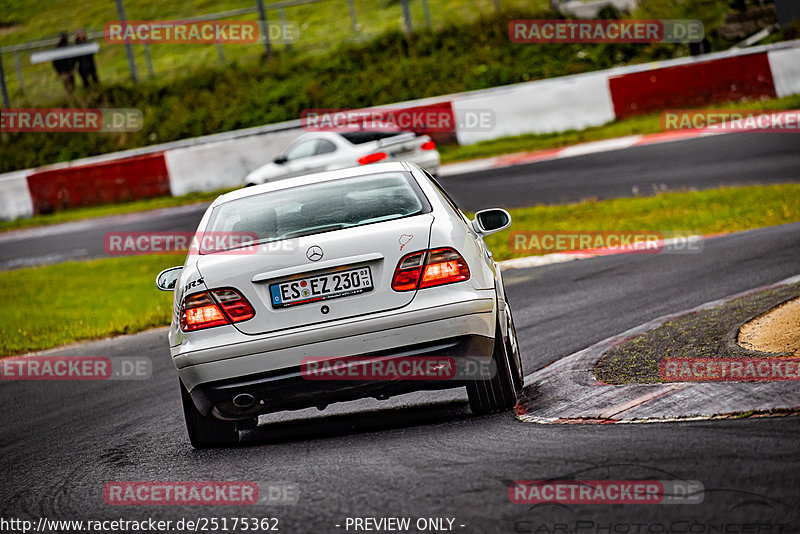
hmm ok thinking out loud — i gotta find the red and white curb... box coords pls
[515,274,800,424]
[440,110,800,177]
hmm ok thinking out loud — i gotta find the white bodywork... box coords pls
[243,131,441,186]
[167,162,509,417]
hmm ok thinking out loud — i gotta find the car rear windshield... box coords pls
[341,132,406,144]
[204,171,430,251]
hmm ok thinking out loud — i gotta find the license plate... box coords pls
[269,267,373,308]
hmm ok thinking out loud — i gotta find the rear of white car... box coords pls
[158,162,521,447]
[243,131,440,186]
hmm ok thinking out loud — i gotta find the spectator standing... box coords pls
[52,32,76,93]
[75,31,99,88]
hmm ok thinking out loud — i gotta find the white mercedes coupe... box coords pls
[157,162,522,448]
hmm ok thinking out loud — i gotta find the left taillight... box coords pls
[391,247,470,292]
[420,140,436,151]
[180,289,255,331]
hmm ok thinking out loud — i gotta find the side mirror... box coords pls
[273,155,287,164]
[472,208,511,236]
[156,266,183,291]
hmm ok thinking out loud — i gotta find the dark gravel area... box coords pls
[595,282,800,384]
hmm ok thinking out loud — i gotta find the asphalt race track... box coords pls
[2,135,800,531]
[1,131,798,271]
[439,131,800,210]
[2,223,799,531]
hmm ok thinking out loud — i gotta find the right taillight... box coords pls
[420,248,470,288]
[180,288,254,331]
[391,247,470,292]
[358,152,388,165]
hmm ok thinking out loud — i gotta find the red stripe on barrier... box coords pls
[399,101,456,145]
[609,53,776,119]
[26,153,170,215]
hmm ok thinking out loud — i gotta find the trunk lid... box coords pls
[195,214,433,335]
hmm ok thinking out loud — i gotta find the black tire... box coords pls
[466,318,520,415]
[180,380,239,449]
[505,302,524,392]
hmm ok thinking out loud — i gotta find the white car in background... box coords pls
[157,162,521,448]
[243,130,440,186]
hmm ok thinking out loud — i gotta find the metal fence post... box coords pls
[421,0,431,27]
[255,0,273,58]
[0,53,10,107]
[115,0,139,83]
[278,8,292,50]
[143,43,154,77]
[13,51,24,92]
[400,0,413,34]
[346,0,359,33]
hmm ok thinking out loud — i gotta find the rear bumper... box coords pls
[175,294,495,410]
[191,334,494,419]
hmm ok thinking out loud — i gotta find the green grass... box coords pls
[0,187,234,233]
[0,255,178,356]
[3,183,800,356]
[439,94,800,163]
[483,184,800,261]
[0,0,544,104]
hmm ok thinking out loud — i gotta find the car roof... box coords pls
[213,161,417,207]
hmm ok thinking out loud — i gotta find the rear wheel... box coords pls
[466,317,520,415]
[180,380,239,449]
[505,302,524,391]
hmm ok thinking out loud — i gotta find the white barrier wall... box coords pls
[0,171,34,221]
[165,129,305,196]
[768,47,800,98]
[452,71,616,146]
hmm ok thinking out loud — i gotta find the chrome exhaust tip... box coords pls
[232,393,256,409]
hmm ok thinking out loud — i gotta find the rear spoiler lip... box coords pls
[376,132,427,149]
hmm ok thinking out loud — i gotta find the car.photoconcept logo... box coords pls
[306,246,324,261]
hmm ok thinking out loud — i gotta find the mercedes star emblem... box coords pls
[306,245,324,261]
